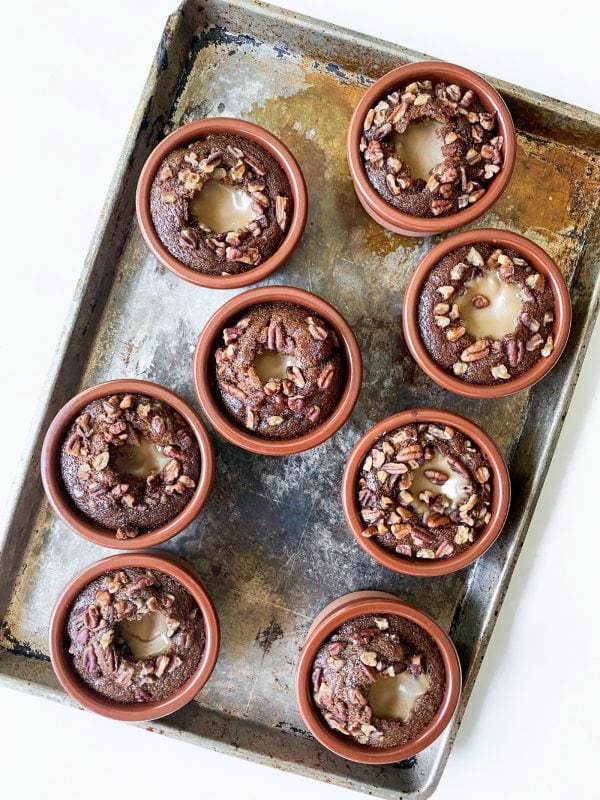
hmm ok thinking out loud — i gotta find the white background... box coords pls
[1,1,598,798]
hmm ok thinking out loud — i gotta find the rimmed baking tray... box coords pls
[1,1,599,796]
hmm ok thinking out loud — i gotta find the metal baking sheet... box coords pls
[1,1,599,796]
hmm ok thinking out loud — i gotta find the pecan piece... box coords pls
[84,605,100,629]
[436,541,455,558]
[461,339,490,362]
[317,363,335,389]
[454,525,474,545]
[82,645,100,677]
[526,272,545,292]
[381,462,408,474]
[328,641,345,657]
[307,406,320,423]
[92,451,109,471]
[75,627,89,645]
[467,247,484,267]
[395,444,423,462]
[424,469,448,485]
[450,263,466,281]
[352,627,379,646]
[175,631,196,650]
[307,319,328,341]
[491,364,511,380]
[385,173,400,195]
[65,434,81,456]
[287,365,305,388]
[520,312,540,333]
[312,667,323,693]
[155,655,171,678]
[287,396,304,412]
[267,317,285,351]
[437,285,455,300]
[348,687,368,706]
[471,294,490,309]
[431,199,452,216]
[162,459,180,484]
[426,513,450,528]
[506,338,525,368]
[115,526,139,540]
[243,153,266,176]
[447,454,470,477]
[102,645,118,674]
[446,326,466,342]
[275,195,288,230]
[359,650,378,667]
[245,408,258,430]
[151,415,166,436]
[179,227,198,249]
[95,590,112,607]
[541,335,554,357]
[363,108,375,130]
[222,383,246,401]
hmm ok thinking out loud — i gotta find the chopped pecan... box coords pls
[275,195,288,230]
[461,339,490,362]
[317,363,335,389]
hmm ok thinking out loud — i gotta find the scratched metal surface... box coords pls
[1,1,599,797]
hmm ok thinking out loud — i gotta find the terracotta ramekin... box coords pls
[49,550,220,722]
[347,61,516,236]
[41,379,214,550]
[193,286,363,456]
[402,229,572,399]
[295,590,461,764]
[136,117,308,289]
[341,408,510,577]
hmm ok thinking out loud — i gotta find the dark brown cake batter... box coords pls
[150,133,292,275]
[417,244,555,385]
[213,302,345,439]
[60,393,200,539]
[360,79,504,217]
[67,567,204,703]
[312,614,445,748]
[358,421,493,560]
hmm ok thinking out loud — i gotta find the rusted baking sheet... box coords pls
[1,1,599,797]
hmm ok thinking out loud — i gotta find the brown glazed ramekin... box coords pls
[49,550,220,722]
[402,229,572,398]
[136,117,308,289]
[295,591,461,764]
[347,61,516,236]
[193,286,363,456]
[341,408,510,577]
[41,379,214,550]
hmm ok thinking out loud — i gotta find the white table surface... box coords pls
[1,1,598,797]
